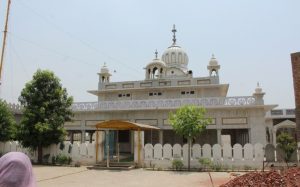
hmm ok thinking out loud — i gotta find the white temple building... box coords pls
[66,25,278,156]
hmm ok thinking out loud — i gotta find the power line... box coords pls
[14,0,143,75]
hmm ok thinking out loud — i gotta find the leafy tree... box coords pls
[169,105,211,170]
[277,132,297,167]
[17,69,73,163]
[0,100,16,141]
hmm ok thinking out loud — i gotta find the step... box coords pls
[87,164,135,170]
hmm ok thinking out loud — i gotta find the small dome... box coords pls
[161,45,189,69]
[100,63,109,74]
[209,54,218,66]
[146,58,166,68]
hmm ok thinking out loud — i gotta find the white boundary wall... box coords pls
[1,142,299,168]
[144,143,300,169]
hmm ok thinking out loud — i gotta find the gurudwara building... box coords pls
[66,25,277,154]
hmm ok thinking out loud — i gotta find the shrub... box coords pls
[211,163,222,171]
[277,132,297,167]
[199,158,212,170]
[243,165,252,171]
[55,154,71,165]
[172,159,184,171]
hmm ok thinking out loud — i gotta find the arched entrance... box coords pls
[272,119,296,145]
[94,120,159,167]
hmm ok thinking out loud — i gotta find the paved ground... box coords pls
[33,166,237,187]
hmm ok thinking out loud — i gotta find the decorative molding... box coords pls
[222,117,247,125]
[159,81,171,86]
[122,83,134,88]
[105,84,117,89]
[135,119,158,126]
[197,79,210,85]
[140,82,152,87]
[85,120,104,126]
[178,80,191,85]
[65,120,81,126]
[72,96,256,112]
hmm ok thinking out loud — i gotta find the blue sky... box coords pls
[0,0,299,108]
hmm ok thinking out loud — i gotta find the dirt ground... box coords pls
[221,167,300,187]
[33,166,239,187]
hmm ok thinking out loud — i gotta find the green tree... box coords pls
[0,100,16,141]
[17,69,73,163]
[169,105,211,170]
[277,132,297,167]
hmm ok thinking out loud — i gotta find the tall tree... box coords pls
[17,69,73,163]
[0,100,16,141]
[169,105,211,170]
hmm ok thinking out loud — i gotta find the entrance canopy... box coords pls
[95,120,160,130]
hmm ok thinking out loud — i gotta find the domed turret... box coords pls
[98,62,111,84]
[161,25,189,72]
[145,50,167,79]
[207,54,220,76]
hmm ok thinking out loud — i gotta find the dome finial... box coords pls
[155,49,158,59]
[172,24,177,45]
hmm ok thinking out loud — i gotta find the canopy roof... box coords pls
[95,120,160,130]
[274,119,296,131]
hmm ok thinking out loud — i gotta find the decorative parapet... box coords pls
[71,96,256,112]
[6,102,23,114]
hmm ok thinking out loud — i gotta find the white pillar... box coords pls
[96,131,105,162]
[217,129,222,145]
[159,130,163,145]
[134,131,144,166]
[273,129,277,146]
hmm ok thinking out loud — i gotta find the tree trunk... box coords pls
[188,138,191,171]
[38,145,43,164]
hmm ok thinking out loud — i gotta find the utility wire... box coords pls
[9,32,101,68]
[14,0,143,75]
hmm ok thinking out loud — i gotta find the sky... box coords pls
[0,0,299,108]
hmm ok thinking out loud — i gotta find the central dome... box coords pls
[161,25,189,71]
[161,45,189,70]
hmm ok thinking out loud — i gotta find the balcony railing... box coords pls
[71,96,256,112]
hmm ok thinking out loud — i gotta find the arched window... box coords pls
[211,69,218,76]
[153,67,159,79]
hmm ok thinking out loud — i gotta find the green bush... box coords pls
[172,159,184,171]
[199,158,212,170]
[211,163,222,171]
[55,154,72,165]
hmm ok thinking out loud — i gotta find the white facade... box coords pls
[65,25,277,148]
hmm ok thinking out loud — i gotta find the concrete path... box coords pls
[34,166,236,187]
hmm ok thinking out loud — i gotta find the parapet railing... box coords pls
[71,96,256,112]
[7,102,23,114]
